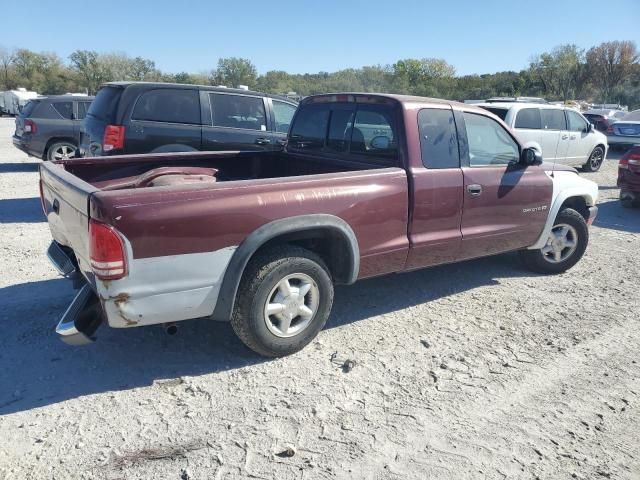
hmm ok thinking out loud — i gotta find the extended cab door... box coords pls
[405,106,464,269]
[201,92,277,151]
[457,110,552,260]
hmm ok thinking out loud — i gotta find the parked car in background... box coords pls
[1,88,39,116]
[41,93,599,356]
[618,145,640,208]
[478,102,608,171]
[79,82,298,157]
[583,109,627,133]
[606,109,640,149]
[12,95,94,160]
[485,96,547,104]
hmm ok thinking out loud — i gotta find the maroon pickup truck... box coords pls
[41,93,599,357]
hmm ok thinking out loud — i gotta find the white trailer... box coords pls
[1,88,39,115]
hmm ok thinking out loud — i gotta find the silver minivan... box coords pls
[478,102,609,171]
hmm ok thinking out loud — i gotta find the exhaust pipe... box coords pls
[163,322,178,335]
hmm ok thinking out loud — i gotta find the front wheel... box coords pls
[583,146,605,172]
[520,208,589,274]
[231,246,334,357]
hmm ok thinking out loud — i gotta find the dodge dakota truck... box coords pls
[40,93,599,357]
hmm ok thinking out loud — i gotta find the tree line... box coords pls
[1,40,638,108]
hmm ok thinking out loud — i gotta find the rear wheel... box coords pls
[231,246,334,357]
[583,146,605,172]
[520,208,589,274]
[46,142,77,161]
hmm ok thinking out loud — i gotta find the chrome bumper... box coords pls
[56,284,103,345]
[47,241,76,277]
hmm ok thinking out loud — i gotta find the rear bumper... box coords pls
[48,241,103,344]
[12,135,40,157]
[607,135,640,146]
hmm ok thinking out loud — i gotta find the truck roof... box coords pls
[300,92,485,113]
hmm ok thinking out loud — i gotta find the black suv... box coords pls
[80,82,298,157]
[13,95,94,160]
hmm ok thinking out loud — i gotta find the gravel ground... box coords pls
[0,116,639,480]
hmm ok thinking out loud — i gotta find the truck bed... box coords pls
[56,150,392,190]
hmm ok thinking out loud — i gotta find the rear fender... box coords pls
[211,214,359,322]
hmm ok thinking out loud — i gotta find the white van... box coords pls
[478,102,608,171]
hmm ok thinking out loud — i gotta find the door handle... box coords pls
[570,135,577,140]
[467,184,482,196]
[561,134,569,139]
[255,138,271,145]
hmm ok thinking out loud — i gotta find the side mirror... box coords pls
[588,123,595,133]
[370,135,390,150]
[521,145,543,166]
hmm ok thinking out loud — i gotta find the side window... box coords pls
[326,108,355,153]
[418,108,459,169]
[272,101,296,133]
[567,110,588,132]
[514,108,541,129]
[52,102,73,120]
[541,109,566,130]
[210,93,266,131]
[132,89,200,124]
[464,112,519,167]
[77,101,91,120]
[351,107,397,158]
[289,105,330,151]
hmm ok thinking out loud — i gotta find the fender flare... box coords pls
[528,186,597,250]
[211,214,359,322]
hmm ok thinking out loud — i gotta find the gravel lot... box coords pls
[0,116,639,480]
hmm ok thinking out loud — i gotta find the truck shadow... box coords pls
[0,253,535,415]
[593,199,640,234]
[0,197,44,223]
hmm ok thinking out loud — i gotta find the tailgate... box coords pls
[40,162,99,276]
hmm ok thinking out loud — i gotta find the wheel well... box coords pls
[251,229,355,285]
[560,196,589,220]
[43,137,78,159]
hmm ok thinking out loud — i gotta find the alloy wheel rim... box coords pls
[53,145,75,160]
[263,273,319,338]
[541,223,578,263]
[590,148,603,169]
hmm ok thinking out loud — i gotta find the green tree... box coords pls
[529,44,587,100]
[211,57,257,88]
[586,41,639,101]
[69,50,106,94]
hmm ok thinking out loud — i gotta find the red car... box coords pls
[618,145,640,208]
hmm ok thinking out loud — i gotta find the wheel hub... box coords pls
[264,273,319,338]
[542,223,578,263]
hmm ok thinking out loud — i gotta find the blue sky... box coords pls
[3,0,639,76]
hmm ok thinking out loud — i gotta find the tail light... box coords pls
[24,119,37,134]
[606,125,614,135]
[89,220,127,280]
[619,150,640,170]
[103,125,125,152]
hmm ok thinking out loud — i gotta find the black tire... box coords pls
[582,145,605,172]
[46,142,77,161]
[620,191,635,209]
[520,208,589,274]
[231,245,334,357]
